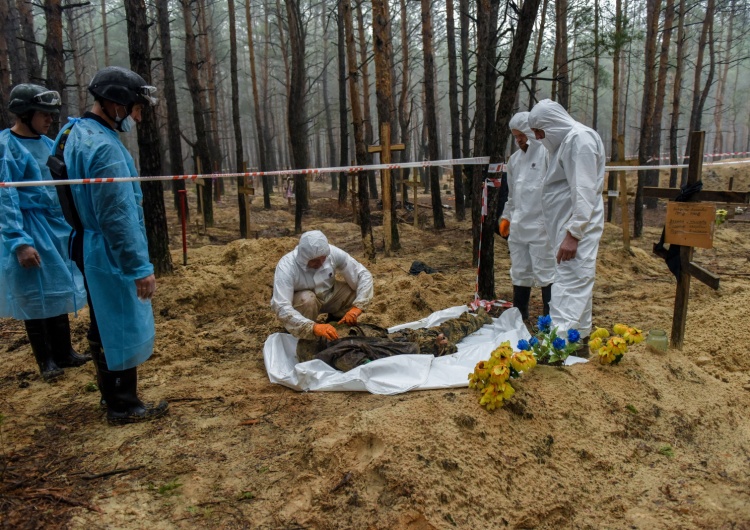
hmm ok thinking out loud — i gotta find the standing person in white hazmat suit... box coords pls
[528,99,605,342]
[499,111,555,321]
[271,230,374,343]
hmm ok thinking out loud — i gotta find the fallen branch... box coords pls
[26,489,102,513]
[80,465,145,481]
[330,471,352,492]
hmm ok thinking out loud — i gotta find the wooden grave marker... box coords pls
[643,131,750,349]
[396,167,422,228]
[368,122,405,255]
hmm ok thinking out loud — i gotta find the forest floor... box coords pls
[1,164,750,529]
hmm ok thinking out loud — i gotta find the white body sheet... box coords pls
[264,306,588,395]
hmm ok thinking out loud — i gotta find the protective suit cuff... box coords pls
[123,264,155,281]
[564,225,583,240]
[9,238,35,254]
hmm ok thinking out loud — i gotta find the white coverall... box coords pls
[271,230,374,339]
[528,99,605,337]
[501,112,555,287]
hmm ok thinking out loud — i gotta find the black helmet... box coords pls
[88,66,157,107]
[8,84,62,115]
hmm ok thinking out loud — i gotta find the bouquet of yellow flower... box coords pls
[468,341,536,410]
[716,208,728,226]
[589,324,645,365]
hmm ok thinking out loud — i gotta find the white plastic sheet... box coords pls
[263,306,538,395]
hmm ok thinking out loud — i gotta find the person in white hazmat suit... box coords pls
[499,111,555,321]
[527,99,605,342]
[271,230,374,342]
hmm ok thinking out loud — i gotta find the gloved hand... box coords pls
[338,307,362,326]
[499,219,510,238]
[313,323,339,341]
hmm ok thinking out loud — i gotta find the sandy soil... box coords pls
[2,169,750,529]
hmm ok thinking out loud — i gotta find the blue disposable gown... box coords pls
[0,130,87,320]
[59,118,155,370]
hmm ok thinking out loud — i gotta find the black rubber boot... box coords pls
[94,352,168,425]
[512,285,532,321]
[47,314,91,368]
[541,284,553,317]
[24,319,64,382]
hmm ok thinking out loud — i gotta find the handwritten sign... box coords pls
[665,202,716,249]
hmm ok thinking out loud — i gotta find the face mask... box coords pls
[119,115,136,133]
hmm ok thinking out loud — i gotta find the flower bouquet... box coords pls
[468,341,536,411]
[520,315,582,366]
[588,324,644,365]
[716,208,728,226]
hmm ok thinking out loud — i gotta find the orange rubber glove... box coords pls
[313,323,339,341]
[338,307,363,325]
[499,219,510,238]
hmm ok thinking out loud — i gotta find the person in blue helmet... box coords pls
[0,84,89,382]
[54,66,168,424]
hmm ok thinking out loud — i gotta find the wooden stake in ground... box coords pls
[368,122,404,256]
[194,156,206,233]
[397,167,422,228]
[238,174,255,239]
[643,131,750,348]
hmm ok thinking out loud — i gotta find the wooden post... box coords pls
[399,167,422,228]
[195,156,206,232]
[619,173,630,251]
[238,162,254,239]
[368,122,405,256]
[671,132,704,349]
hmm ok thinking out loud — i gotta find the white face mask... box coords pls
[119,115,136,133]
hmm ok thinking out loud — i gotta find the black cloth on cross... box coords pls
[653,180,704,279]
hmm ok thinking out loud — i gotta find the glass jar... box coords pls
[646,329,669,352]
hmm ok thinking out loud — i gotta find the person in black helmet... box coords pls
[51,66,168,424]
[0,84,90,382]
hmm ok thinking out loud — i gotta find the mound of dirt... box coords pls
[2,180,750,529]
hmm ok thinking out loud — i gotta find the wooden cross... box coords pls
[643,131,750,349]
[395,167,422,228]
[368,122,405,256]
[238,162,255,239]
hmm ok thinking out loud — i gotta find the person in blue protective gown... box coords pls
[55,66,168,424]
[0,84,90,382]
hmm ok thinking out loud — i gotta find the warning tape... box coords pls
[607,158,750,171]
[0,156,491,189]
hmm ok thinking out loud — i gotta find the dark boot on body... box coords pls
[512,286,532,321]
[47,314,91,368]
[24,319,64,382]
[93,350,168,425]
[541,284,553,317]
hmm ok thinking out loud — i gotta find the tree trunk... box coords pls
[420,0,445,229]
[321,0,337,191]
[197,0,222,179]
[398,0,411,206]
[669,0,686,188]
[124,0,172,275]
[608,0,624,221]
[712,5,733,160]
[528,0,548,109]
[681,0,716,186]
[356,2,378,199]
[592,0,600,129]
[634,0,661,238]
[372,0,400,250]
[337,1,349,205]
[43,0,66,136]
[17,0,41,82]
[0,3,10,131]
[245,0,271,211]
[459,0,472,206]
[181,0,213,226]
[100,0,109,66]
[554,0,570,109]
[446,0,465,221]
[285,0,310,234]
[156,0,186,216]
[343,0,375,260]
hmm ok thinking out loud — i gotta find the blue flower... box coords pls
[517,339,531,351]
[537,315,553,332]
[567,329,581,343]
[552,337,566,350]
[529,336,539,346]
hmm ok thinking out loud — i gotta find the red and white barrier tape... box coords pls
[0,156,490,189]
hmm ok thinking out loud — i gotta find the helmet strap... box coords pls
[20,112,41,137]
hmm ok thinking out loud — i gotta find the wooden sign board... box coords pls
[665,202,716,249]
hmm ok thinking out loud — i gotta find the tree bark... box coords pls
[398,0,411,207]
[343,0,375,260]
[245,0,271,210]
[320,0,337,191]
[554,0,570,109]
[528,0,548,109]
[356,1,378,199]
[0,3,10,131]
[421,0,445,229]
[459,0,472,206]
[181,0,213,226]
[43,0,66,136]
[712,5,733,160]
[592,0,600,129]
[17,0,41,82]
[608,0,624,221]
[156,0,186,216]
[285,0,310,234]
[669,0,686,188]
[336,1,349,204]
[124,0,172,275]
[446,0,465,221]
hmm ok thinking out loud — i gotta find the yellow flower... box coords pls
[490,364,510,384]
[588,337,603,352]
[623,327,644,344]
[598,346,616,365]
[591,327,610,340]
[608,336,627,355]
[511,351,537,373]
[613,324,629,336]
[491,342,514,361]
